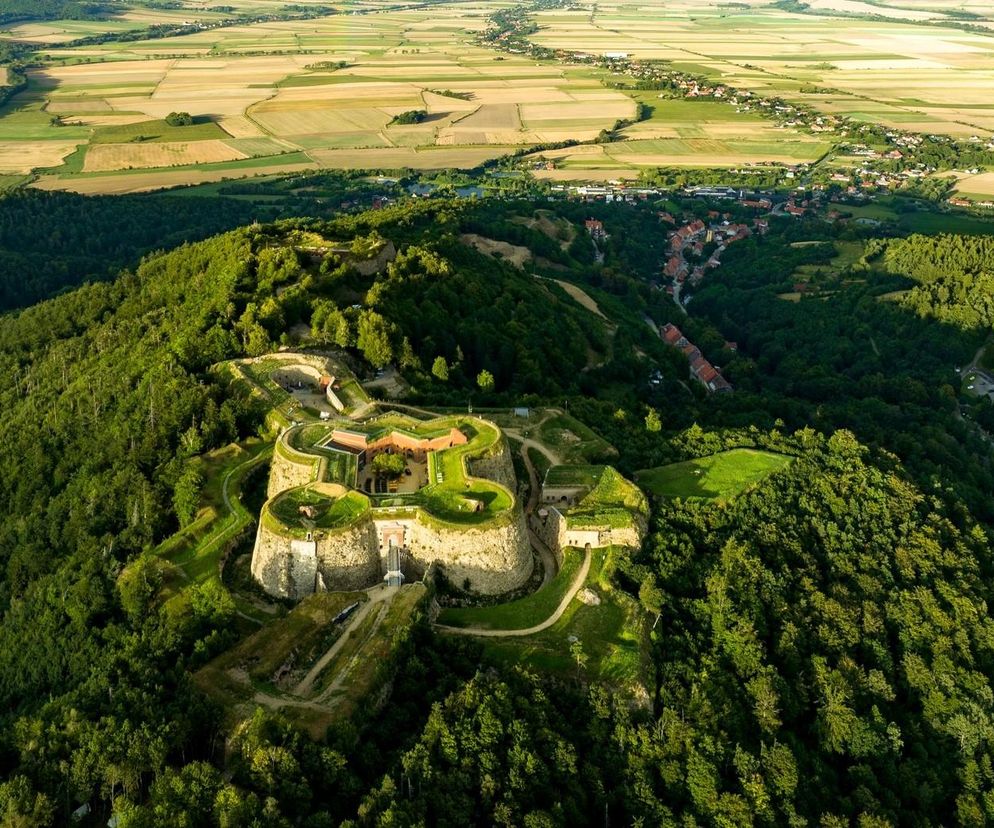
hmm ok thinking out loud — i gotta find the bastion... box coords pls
[251,413,533,599]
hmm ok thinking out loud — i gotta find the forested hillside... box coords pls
[0,206,609,591]
[2,196,994,825]
[691,230,994,523]
[0,0,119,25]
[627,428,994,825]
[875,233,994,330]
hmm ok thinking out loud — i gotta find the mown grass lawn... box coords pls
[437,548,582,630]
[637,449,792,500]
[477,549,650,691]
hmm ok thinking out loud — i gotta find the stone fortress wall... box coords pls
[404,508,532,593]
[251,513,381,600]
[533,502,648,560]
[466,432,517,493]
[268,431,324,498]
[251,416,532,599]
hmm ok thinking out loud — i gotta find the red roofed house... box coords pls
[661,323,685,346]
[665,255,686,278]
[584,218,607,239]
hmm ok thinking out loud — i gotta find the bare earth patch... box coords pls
[461,233,532,268]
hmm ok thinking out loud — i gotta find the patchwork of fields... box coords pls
[530,0,994,138]
[4,3,651,191]
[6,0,994,189]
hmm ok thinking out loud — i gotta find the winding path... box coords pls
[292,585,393,697]
[435,546,591,638]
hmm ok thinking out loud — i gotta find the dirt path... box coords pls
[292,585,392,697]
[534,275,610,322]
[512,436,558,586]
[315,600,389,704]
[504,431,562,468]
[436,546,591,638]
[361,400,441,420]
[292,601,374,697]
[965,341,989,373]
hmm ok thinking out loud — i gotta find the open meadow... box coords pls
[636,449,793,501]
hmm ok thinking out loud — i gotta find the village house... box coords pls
[660,324,733,394]
[584,218,607,239]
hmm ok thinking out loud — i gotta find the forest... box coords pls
[2,190,994,825]
[0,0,119,25]
[0,180,394,312]
[689,226,994,524]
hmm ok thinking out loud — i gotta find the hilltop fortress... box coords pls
[251,413,533,599]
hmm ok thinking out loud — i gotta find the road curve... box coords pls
[435,546,591,638]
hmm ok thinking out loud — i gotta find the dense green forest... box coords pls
[0,0,119,25]
[0,191,261,311]
[3,191,994,825]
[874,233,994,330]
[0,181,394,312]
[627,429,994,825]
[690,228,994,523]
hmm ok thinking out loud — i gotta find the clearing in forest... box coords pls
[636,448,793,500]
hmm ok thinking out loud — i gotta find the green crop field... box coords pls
[637,449,793,500]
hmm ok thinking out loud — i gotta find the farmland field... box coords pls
[0,0,857,190]
[1,4,644,191]
[7,0,994,187]
[529,0,994,138]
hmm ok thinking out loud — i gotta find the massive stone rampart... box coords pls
[268,429,323,499]
[253,415,534,599]
[314,518,382,591]
[466,430,517,492]
[251,511,381,599]
[405,510,532,594]
[536,506,647,556]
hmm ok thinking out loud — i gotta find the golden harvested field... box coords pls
[454,104,521,130]
[953,172,994,198]
[82,139,248,172]
[0,141,82,174]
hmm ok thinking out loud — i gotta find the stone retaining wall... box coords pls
[536,507,647,556]
[315,518,382,591]
[406,510,532,594]
[466,432,516,492]
[267,431,321,498]
[251,512,381,599]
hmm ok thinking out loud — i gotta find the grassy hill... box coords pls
[637,448,793,500]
